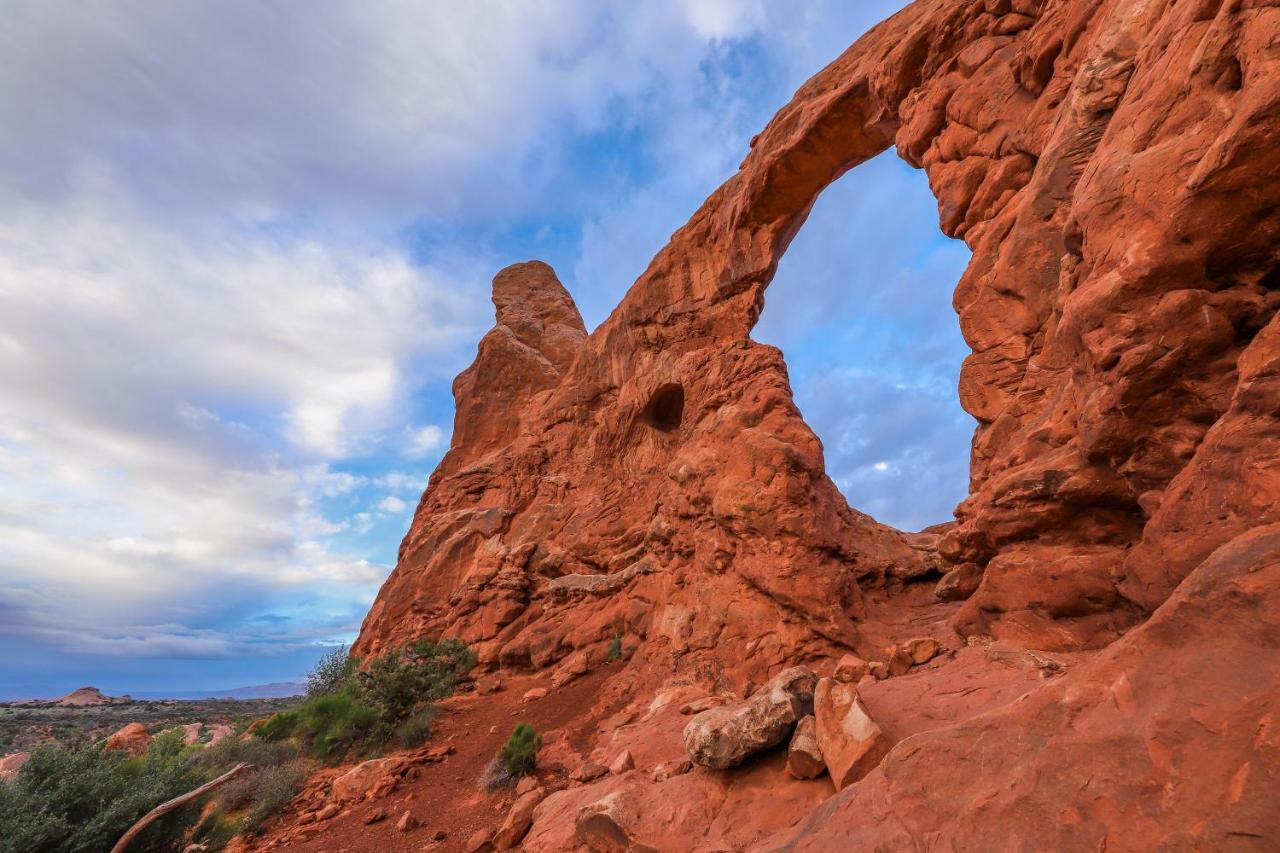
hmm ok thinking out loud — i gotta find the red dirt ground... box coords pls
[245,665,622,852]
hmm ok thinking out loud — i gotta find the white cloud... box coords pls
[0,1,807,225]
[0,197,479,658]
[376,496,408,514]
[404,424,446,459]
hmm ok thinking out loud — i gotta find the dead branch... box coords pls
[110,762,252,853]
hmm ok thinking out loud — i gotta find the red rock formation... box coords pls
[344,0,1280,847]
[104,722,151,757]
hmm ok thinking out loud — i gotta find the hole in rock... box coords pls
[642,383,685,432]
[752,151,975,532]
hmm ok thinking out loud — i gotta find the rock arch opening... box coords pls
[752,151,974,533]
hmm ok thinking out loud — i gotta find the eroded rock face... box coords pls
[347,0,1280,847]
[683,666,817,770]
[786,525,1280,849]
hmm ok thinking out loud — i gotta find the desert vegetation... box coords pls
[483,722,543,791]
[0,696,300,753]
[257,638,475,762]
[0,638,474,851]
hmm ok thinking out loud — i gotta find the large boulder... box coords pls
[683,666,816,770]
[104,723,151,756]
[813,678,889,790]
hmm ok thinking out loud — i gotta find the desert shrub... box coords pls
[257,689,378,762]
[0,736,203,853]
[499,723,542,776]
[241,760,308,829]
[254,708,300,743]
[391,706,438,749]
[606,634,623,662]
[297,691,380,759]
[480,757,516,791]
[195,734,299,777]
[255,639,473,765]
[356,638,476,723]
[192,729,309,835]
[482,723,543,791]
[306,645,357,698]
[192,809,242,851]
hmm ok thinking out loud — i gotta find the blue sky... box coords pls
[0,0,971,698]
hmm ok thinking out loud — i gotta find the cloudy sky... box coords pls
[0,0,972,698]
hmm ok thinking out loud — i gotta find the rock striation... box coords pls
[345,0,1280,848]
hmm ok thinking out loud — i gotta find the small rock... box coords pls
[476,675,503,695]
[832,654,869,684]
[609,749,635,774]
[522,687,548,703]
[903,637,941,665]
[786,715,825,780]
[433,829,448,841]
[465,828,496,853]
[571,761,609,782]
[395,810,418,832]
[297,812,316,825]
[868,661,889,680]
[935,562,983,602]
[364,808,387,825]
[652,759,692,782]
[885,645,913,676]
[515,774,539,795]
[493,787,544,849]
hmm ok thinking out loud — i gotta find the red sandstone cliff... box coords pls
[332,0,1280,848]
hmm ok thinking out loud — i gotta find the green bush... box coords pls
[499,723,542,777]
[257,688,379,762]
[252,638,474,769]
[254,708,301,743]
[356,638,476,723]
[392,706,438,749]
[606,634,623,662]
[194,734,299,778]
[241,760,309,829]
[0,736,204,853]
[306,645,358,698]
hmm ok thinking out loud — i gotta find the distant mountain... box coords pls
[127,682,305,700]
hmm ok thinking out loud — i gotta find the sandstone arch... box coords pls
[358,0,1280,678]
